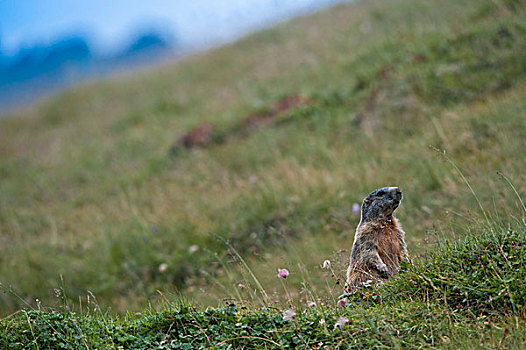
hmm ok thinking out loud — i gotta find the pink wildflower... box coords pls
[282,309,296,321]
[337,298,347,308]
[277,268,289,278]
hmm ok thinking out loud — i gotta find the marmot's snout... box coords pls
[362,186,402,220]
[387,187,402,206]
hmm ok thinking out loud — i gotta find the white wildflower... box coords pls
[158,263,168,273]
[334,316,349,329]
[322,260,331,269]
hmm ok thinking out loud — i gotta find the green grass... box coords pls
[2,228,525,348]
[1,0,526,346]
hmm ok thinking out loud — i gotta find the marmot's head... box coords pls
[360,187,402,222]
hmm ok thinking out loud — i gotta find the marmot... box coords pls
[345,186,407,291]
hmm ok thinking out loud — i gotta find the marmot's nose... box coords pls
[388,187,402,199]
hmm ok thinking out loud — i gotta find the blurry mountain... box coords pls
[108,31,173,69]
[2,37,91,84]
[0,31,178,113]
[127,33,170,55]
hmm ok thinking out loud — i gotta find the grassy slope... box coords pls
[0,0,525,342]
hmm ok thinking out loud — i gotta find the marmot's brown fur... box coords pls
[345,187,407,291]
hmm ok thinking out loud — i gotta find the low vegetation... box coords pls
[0,0,525,347]
[2,228,525,348]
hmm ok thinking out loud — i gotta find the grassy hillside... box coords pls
[0,0,525,341]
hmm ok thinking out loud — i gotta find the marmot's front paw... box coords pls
[376,262,390,277]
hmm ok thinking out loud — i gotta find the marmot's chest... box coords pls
[376,226,401,270]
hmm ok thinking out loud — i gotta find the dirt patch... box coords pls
[239,95,314,135]
[175,122,214,149]
[170,95,314,153]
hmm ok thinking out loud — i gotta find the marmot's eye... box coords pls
[376,190,386,197]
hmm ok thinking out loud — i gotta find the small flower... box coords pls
[158,263,168,273]
[307,301,316,307]
[352,203,360,216]
[277,268,289,278]
[334,316,349,329]
[322,260,331,269]
[362,279,373,288]
[151,226,158,233]
[282,309,296,321]
[337,298,347,308]
[188,245,199,253]
[319,318,326,326]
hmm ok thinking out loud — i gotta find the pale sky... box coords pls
[0,0,346,56]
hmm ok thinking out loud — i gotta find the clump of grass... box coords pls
[379,229,526,314]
